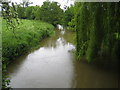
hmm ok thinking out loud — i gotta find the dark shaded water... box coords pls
[7,28,118,88]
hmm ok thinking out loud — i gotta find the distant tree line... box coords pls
[16,1,64,26]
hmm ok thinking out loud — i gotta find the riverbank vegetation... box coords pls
[2,0,119,65]
[2,18,54,88]
[75,3,119,64]
[63,2,119,64]
[1,0,119,88]
[2,19,54,65]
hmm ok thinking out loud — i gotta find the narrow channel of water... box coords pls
[7,28,118,88]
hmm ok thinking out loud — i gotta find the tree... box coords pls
[25,6,35,19]
[33,6,41,20]
[63,5,75,26]
[20,0,33,7]
[17,6,26,19]
[74,2,119,63]
[39,1,64,26]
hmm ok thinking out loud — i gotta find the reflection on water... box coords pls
[73,60,118,88]
[57,24,63,30]
[61,31,65,35]
[7,29,75,88]
[7,28,118,88]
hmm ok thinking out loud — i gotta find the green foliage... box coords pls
[75,2,119,63]
[75,3,90,59]
[2,2,20,88]
[17,6,26,19]
[68,18,76,31]
[114,33,119,39]
[2,2,20,36]
[40,1,64,26]
[33,6,41,20]
[16,1,64,26]
[2,18,54,68]
[63,5,75,26]
[25,6,35,20]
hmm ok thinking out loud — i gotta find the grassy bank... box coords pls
[2,19,54,65]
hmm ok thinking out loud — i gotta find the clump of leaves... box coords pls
[2,1,20,38]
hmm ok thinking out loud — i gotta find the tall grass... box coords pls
[2,19,54,65]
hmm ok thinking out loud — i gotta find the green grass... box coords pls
[2,19,54,64]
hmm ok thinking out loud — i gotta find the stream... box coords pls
[7,27,118,88]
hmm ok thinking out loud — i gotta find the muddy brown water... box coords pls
[7,28,118,88]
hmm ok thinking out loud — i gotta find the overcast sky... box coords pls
[9,0,74,9]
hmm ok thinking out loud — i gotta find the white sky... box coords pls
[10,0,74,9]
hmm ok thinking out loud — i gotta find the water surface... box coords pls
[7,29,75,88]
[7,28,118,88]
